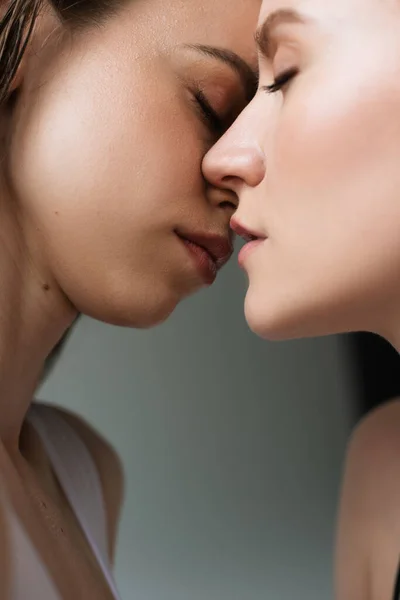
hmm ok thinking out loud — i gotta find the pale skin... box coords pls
[335,400,400,600]
[202,0,400,598]
[0,0,259,596]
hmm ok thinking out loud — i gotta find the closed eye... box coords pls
[193,89,224,135]
[261,67,298,93]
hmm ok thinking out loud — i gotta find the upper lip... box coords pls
[230,218,266,242]
[176,230,234,269]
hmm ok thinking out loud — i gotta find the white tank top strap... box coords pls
[4,498,62,600]
[26,403,122,600]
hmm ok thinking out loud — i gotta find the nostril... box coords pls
[219,199,237,211]
[207,184,238,211]
[221,174,239,185]
[219,189,238,211]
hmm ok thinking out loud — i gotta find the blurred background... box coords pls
[37,248,400,600]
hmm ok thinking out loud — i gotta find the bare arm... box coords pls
[335,399,400,600]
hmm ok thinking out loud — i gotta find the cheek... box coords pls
[11,55,203,239]
[268,73,400,247]
[279,82,399,182]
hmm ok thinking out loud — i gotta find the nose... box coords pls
[202,112,266,195]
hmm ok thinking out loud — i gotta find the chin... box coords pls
[245,309,292,341]
[134,301,178,329]
[244,290,315,342]
[72,285,181,329]
[244,286,358,341]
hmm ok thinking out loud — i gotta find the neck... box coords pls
[0,209,76,450]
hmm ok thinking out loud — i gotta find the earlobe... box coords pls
[7,56,26,95]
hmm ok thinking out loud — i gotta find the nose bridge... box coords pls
[202,101,267,191]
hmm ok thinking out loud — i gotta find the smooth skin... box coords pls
[202,0,400,598]
[0,0,259,596]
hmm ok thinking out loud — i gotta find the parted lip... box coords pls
[175,230,234,269]
[230,218,266,242]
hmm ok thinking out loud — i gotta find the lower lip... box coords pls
[238,239,265,268]
[180,238,217,285]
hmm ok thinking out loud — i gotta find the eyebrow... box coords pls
[254,9,308,59]
[184,44,258,101]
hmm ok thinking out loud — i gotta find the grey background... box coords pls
[39,253,357,600]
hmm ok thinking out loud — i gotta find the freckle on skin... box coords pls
[42,283,50,291]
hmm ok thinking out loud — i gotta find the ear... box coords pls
[8,58,27,95]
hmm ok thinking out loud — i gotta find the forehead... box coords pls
[179,0,260,59]
[120,0,260,70]
[135,0,261,43]
[258,0,388,27]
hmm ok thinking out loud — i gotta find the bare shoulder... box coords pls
[336,399,400,600]
[51,405,124,562]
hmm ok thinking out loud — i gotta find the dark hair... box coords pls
[0,0,120,105]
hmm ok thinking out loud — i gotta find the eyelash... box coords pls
[192,67,297,132]
[262,67,298,93]
[193,89,224,135]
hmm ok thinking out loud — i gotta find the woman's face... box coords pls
[7,0,259,327]
[203,0,400,341]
